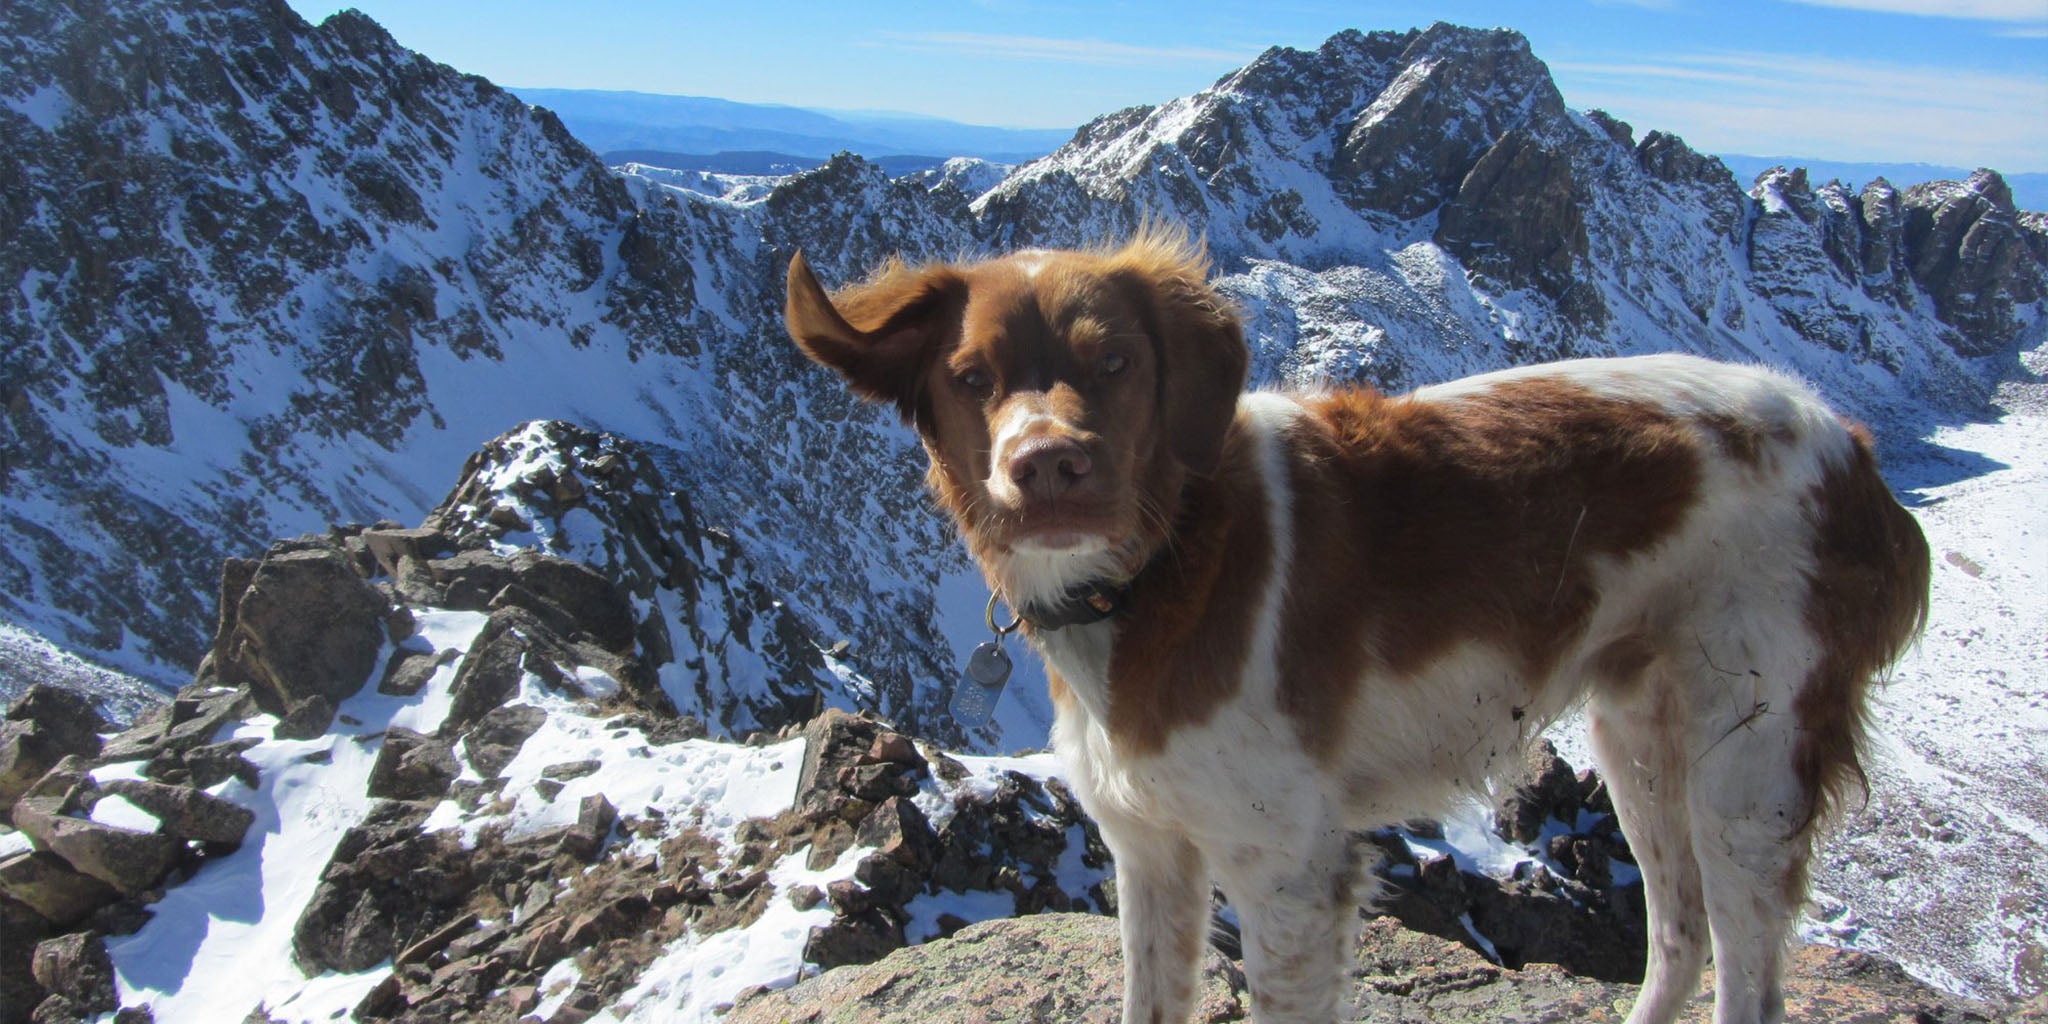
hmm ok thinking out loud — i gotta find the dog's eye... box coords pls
[956,368,993,395]
[1100,352,1128,378]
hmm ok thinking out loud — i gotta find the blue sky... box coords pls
[284,0,2048,171]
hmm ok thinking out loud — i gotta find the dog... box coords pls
[783,229,1929,1024]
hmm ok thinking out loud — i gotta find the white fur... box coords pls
[1031,355,1880,1024]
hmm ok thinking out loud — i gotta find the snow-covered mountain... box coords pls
[4,0,2047,1006]
[1718,153,2048,214]
[0,0,1010,749]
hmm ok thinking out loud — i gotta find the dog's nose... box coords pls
[1008,437,1092,501]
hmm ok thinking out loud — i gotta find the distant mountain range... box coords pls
[509,87,1072,164]
[514,89,2048,214]
[1720,154,2047,212]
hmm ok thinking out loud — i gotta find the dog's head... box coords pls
[784,231,1248,601]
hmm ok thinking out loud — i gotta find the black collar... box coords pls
[1018,578,1133,631]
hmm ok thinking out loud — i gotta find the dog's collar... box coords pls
[1016,578,1133,631]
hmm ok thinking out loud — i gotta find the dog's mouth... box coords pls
[997,503,1121,553]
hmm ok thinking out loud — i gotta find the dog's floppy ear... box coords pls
[785,251,962,425]
[1107,234,1248,475]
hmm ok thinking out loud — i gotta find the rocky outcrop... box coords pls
[0,687,108,812]
[730,912,2039,1023]
[730,914,1247,1024]
[1436,128,1591,304]
[213,546,389,719]
[1901,170,2048,355]
[422,420,840,736]
[0,683,260,1022]
[1332,26,1571,219]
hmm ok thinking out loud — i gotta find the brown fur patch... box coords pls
[1794,427,1930,830]
[1277,380,1704,759]
[1100,416,1272,755]
[1695,411,1767,467]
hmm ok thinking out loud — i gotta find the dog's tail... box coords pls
[1794,424,1931,832]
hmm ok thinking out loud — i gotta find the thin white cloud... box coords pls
[871,31,1257,67]
[1551,51,2048,169]
[1784,0,2048,22]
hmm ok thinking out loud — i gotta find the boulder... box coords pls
[2,893,54,1024]
[503,553,635,652]
[30,932,116,1016]
[11,808,180,897]
[801,906,903,970]
[98,686,252,762]
[365,728,458,802]
[441,607,554,732]
[360,527,453,578]
[0,852,119,927]
[460,703,547,779]
[291,801,467,974]
[794,710,886,815]
[97,778,254,845]
[215,548,388,713]
[1492,741,1580,843]
[1,688,111,814]
[272,694,337,740]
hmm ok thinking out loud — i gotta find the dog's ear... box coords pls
[1108,236,1248,475]
[785,251,962,425]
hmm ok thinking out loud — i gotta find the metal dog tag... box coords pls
[952,640,1012,727]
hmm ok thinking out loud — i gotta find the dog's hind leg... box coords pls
[1687,696,1815,1024]
[1591,678,1710,1024]
[1099,815,1210,1024]
[1211,825,1357,1024]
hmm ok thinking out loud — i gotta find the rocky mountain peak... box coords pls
[1332,24,1571,220]
[1897,168,2045,354]
[421,420,845,735]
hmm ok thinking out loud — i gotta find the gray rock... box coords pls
[0,852,119,927]
[1332,27,1569,219]
[1492,741,1579,844]
[2,891,55,1024]
[98,687,252,763]
[215,548,387,713]
[30,932,115,1016]
[1,688,110,814]
[360,528,453,578]
[272,694,336,741]
[364,728,458,802]
[10,802,180,896]
[460,703,546,779]
[98,778,254,845]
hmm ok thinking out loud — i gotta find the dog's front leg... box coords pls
[1099,814,1209,1024]
[1214,829,1357,1024]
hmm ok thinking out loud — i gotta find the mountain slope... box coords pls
[0,0,1020,748]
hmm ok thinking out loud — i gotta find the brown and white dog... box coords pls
[783,231,1929,1024]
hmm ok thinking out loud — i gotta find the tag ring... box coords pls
[985,591,1023,636]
